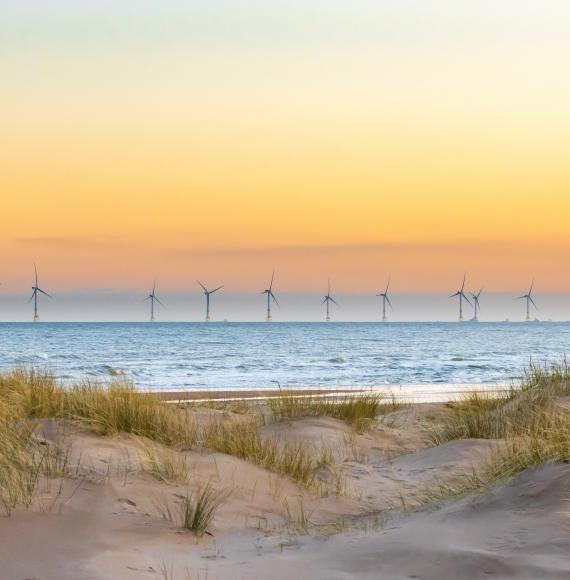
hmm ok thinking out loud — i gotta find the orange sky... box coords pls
[2,1,570,294]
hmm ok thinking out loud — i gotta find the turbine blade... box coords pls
[211,285,223,293]
[330,297,339,306]
[385,277,390,293]
[197,280,208,292]
[28,291,36,303]
[386,296,393,309]
[462,293,473,306]
[461,272,466,292]
[155,297,165,307]
[529,296,537,308]
[34,263,38,286]
[270,292,279,306]
[269,270,275,291]
[450,292,460,298]
[37,288,51,298]
[322,297,327,304]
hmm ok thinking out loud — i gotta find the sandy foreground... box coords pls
[0,395,568,579]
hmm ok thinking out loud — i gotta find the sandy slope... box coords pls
[0,407,568,579]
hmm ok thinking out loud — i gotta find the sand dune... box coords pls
[0,399,568,579]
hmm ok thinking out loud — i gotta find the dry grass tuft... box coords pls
[199,418,337,489]
[268,391,401,430]
[420,362,570,505]
[140,445,190,483]
[430,362,570,445]
[154,483,225,536]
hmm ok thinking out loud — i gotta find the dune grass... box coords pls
[430,362,570,445]
[154,482,225,536]
[199,418,336,489]
[421,362,570,504]
[140,445,191,483]
[0,404,71,514]
[0,368,197,448]
[0,369,343,493]
[179,483,224,536]
[268,391,400,431]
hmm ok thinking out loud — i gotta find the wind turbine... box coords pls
[449,273,472,322]
[197,281,223,321]
[519,280,537,321]
[261,271,279,321]
[376,278,392,321]
[322,279,339,321]
[29,263,51,322]
[470,288,483,321]
[143,281,164,321]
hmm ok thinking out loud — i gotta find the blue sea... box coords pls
[0,322,568,390]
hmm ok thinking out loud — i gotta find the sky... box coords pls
[2,1,570,320]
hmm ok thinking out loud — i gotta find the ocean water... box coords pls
[0,322,568,391]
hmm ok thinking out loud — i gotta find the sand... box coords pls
[0,403,568,579]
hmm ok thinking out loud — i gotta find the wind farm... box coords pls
[0,266,563,322]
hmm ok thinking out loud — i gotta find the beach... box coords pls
[0,367,568,579]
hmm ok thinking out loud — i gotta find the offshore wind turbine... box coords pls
[449,273,472,322]
[519,280,537,321]
[197,281,223,321]
[143,281,164,321]
[29,263,51,322]
[470,288,483,321]
[376,278,392,321]
[261,271,279,321]
[322,279,339,321]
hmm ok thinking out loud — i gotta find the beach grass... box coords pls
[0,405,71,514]
[0,368,343,493]
[199,418,336,489]
[430,362,570,444]
[140,444,191,483]
[153,482,225,536]
[0,368,197,448]
[268,391,401,430]
[421,362,570,504]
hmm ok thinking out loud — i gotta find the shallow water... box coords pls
[0,322,568,390]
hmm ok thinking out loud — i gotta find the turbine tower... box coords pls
[470,288,483,321]
[322,280,339,321]
[143,281,164,321]
[29,263,51,322]
[197,281,223,321]
[376,278,392,321]
[519,280,537,321]
[261,271,279,321]
[449,273,472,322]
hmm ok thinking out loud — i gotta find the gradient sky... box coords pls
[2,1,570,316]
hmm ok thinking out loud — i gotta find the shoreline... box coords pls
[155,382,511,404]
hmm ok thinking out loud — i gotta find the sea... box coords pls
[0,322,568,391]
